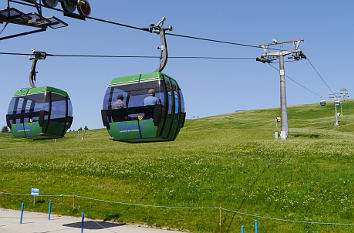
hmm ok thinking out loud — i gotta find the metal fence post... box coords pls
[81,212,85,233]
[48,200,52,220]
[20,202,24,224]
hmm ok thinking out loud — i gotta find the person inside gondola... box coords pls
[112,94,126,109]
[144,89,160,106]
[144,89,160,119]
[112,94,126,121]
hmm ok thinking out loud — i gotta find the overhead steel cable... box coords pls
[0,52,32,56]
[170,56,255,60]
[306,57,334,93]
[9,0,280,51]
[166,32,266,49]
[0,51,256,60]
[268,63,321,97]
[0,22,9,35]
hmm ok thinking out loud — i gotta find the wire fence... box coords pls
[0,191,353,226]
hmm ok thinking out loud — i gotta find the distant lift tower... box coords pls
[257,39,306,140]
[329,93,341,126]
[339,88,349,116]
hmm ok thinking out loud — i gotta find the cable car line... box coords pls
[0,22,9,35]
[165,32,276,50]
[9,0,280,51]
[306,57,333,93]
[268,63,321,97]
[0,51,256,60]
[0,52,33,56]
[170,56,255,60]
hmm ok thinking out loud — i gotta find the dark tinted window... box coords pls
[174,91,179,114]
[51,100,66,119]
[7,92,69,123]
[68,99,73,117]
[103,87,112,110]
[16,98,24,114]
[23,99,34,123]
[165,80,173,115]
[51,93,67,119]
[103,80,165,110]
[179,90,185,113]
[26,93,49,112]
[7,98,16,114]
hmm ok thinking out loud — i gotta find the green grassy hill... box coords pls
[0,100,353,233]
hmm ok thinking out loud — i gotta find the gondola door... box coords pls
[138,76,166,141]
[45,92,70,137]
[7,91,45,138]
[167,80,180,140]
[10,96,26,138]
[160,77,173,139]
[22,96,41,137]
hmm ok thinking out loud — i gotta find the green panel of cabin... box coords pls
[109,120,141,140]
[10,122,43,138]
[139,119,158,139]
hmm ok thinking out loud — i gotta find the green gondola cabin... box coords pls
[6,86,73,139]
[101,72,186,142]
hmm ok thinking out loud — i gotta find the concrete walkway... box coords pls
[0,208,183,233]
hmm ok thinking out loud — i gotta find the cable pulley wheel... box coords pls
[42,0,58,8]
[61,0,77,13]
[77,0,91,17]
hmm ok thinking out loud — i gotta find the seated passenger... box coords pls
[112,95,126,122]
[112,95,126,109]
[144,89,160,106]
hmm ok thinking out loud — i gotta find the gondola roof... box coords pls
[13,86,69,97]
[109,72,177,87]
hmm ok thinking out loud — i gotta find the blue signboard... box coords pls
[31,188,39,196]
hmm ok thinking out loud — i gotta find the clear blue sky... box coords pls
[1,1,353,130]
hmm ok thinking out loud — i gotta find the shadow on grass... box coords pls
[292,133,321,138]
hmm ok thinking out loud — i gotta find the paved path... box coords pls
[0,208,183,233]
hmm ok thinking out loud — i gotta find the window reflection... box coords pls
[179,90,185,113]
[8,92,69,123]
[103,80,166,110]
[51,100,66,119]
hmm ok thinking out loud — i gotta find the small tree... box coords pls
[84,126,88,131]
[1,126,9,133]
[78,127,82,131]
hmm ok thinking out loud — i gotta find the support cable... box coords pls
[306,57,333,93]
[268,63,321,97]
[165,32,276,50]
[0,51,256,60]
[8,0,280,51]
[0,22,9,35]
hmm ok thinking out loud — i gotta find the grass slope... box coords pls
[0,100,353,233]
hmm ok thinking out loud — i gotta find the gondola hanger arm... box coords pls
[29,49,46,88]
[143,17,172,72]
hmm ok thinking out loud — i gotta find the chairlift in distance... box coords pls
[320,97,326,106]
